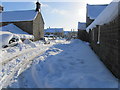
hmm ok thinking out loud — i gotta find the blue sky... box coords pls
[2,0,112,31]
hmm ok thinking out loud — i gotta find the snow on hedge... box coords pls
[0,24,34,40]
[86,0,120,32]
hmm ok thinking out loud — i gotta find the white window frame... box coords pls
[97,26,101,44]
[92,29,94,41]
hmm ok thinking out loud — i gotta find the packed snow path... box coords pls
[9,39,118,88]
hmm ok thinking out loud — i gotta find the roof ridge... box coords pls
[78,22,86,23]
[87,4,108,6]
[3,9,35,13]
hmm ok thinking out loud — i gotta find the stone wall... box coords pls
[14,21,33,34]
[33,12,44,41]
[1,21,33,34]
[86,17,94,27]
[89,15,120,79]
[77,30,89,42]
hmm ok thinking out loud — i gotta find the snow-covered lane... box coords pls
[0,39,68,89]
[0,44,52,89]
[9,39,118,88]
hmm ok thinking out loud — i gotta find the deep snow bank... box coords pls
[9,39,118,88]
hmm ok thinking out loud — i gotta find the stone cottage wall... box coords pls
[1,21,33,34]
[33,12,44,41]
[77,30,89,42]
[14,21,33,34]
[89,15,120,79]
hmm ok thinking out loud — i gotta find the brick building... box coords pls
[86,1,120,79]
[0,1,44,41]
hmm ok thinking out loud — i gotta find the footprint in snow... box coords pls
[75,59,85,64]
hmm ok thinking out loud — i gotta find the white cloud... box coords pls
[41,3,49,8]
[51,8,67,15]
[86,0,112,4]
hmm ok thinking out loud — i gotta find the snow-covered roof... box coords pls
[0,10,38,22]
[78,22,86,30]
[0,24,29,34]
[86,1,120,32]
[87,4,108,19]
[0,24,34,39]
[64,31,71,35]
[45,28,64,33]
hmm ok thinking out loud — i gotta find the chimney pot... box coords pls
[36,1,41,12]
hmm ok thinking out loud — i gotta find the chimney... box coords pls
[0,5,3,12]
[36,0,41,12]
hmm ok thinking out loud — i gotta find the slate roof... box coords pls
[87,4,108,19]
[0,10,38,22]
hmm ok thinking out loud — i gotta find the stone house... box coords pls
[77,22,88,42]
[86,4,108,27]
[0,1,44,41]
[86,1,120,79]
[77,4,107,42]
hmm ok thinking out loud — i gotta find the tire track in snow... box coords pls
[0,45,52,89]
[31,65,43,88]
[1,48,37,65]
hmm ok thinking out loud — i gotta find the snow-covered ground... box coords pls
[0,39,67,89]
[2,39,118,88]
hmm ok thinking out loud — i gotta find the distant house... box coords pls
[86,1,120,79]
[77,4,107,42]
[64,31,77,39]
[86,4,108,27]
[77,22,88,41]
[64,31,71,38]
[44,28,64,37]
[0,1,44,41]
